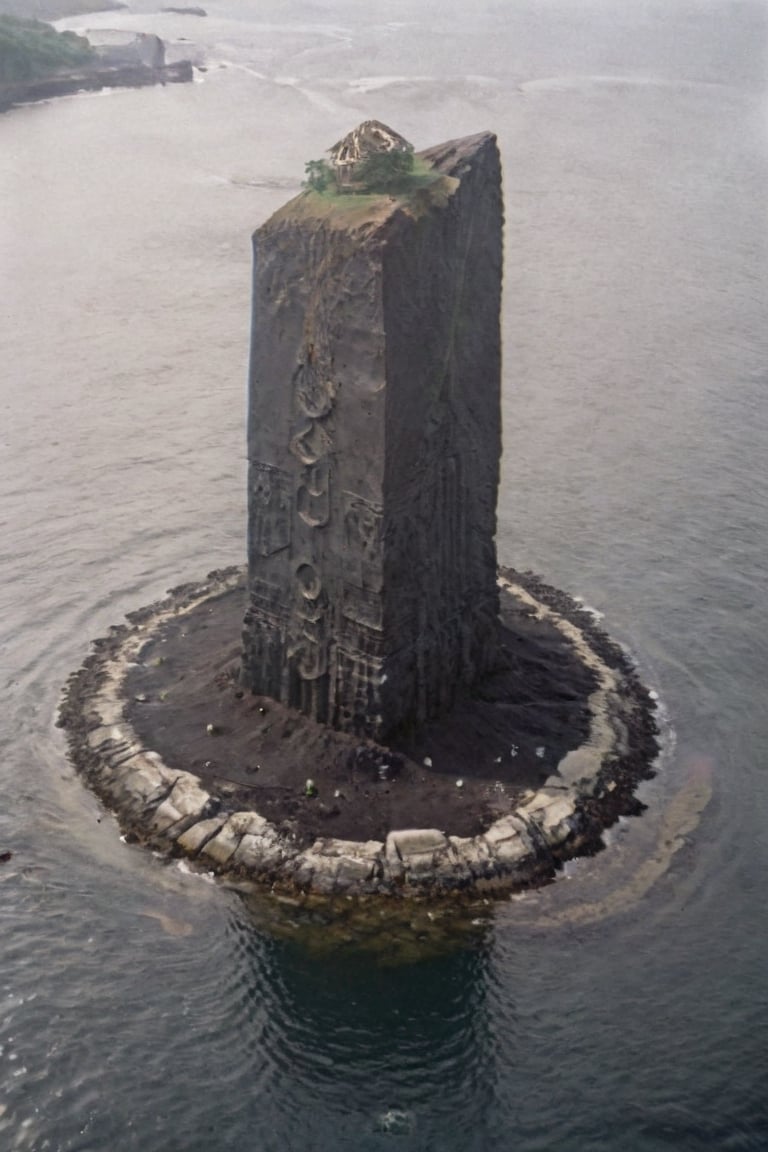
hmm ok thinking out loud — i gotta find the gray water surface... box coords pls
[1,1,767,1148]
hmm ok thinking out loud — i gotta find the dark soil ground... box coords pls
[119,569,639,849]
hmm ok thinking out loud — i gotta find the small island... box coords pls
[60,124,660,901]
[0,13,193,113]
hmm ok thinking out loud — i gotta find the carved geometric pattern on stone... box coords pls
[299,643,328,681]
[250,464,291,557]
[297,461,330,527]
[293,359,336,419]
[296,562,322,600]
[249,577,285,621]
[339,616,385,661]
[288,619,328,681]
[342,583,383,631]
[289,421,332,466]
[294,563,326,623]
[242,129,503,736]
[333,645,385,737]
[343,492,383,557]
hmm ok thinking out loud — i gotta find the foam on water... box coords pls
[375,1109,415,1135]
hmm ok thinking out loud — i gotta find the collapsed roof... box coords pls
[328,120,413,169]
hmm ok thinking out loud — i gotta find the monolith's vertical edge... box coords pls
[378,132,503,729]
[241,130,503,740]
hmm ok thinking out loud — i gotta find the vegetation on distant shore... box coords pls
[0,14,93,83]
[0,1,123,19]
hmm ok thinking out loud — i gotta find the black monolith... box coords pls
[241,129,503,740]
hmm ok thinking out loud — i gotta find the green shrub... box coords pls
[303,158,333,193]
[355,148,415,193]
[0,14,93,84]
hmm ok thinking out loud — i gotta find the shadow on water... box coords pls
[235,885,495,964]
[223,897,498,1150]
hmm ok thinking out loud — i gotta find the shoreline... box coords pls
[0,59,194,113]
[58,566,659,899]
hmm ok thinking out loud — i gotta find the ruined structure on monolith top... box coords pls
[241,128,503,740]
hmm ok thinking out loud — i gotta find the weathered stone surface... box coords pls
[518,792,579,848]
[92,693,124,727]
[289,852,318,889]
[111,753,171,807]
[483,815,527,847]
[557,746,602,787]
[86,725,114,753]
[201,812,269,866]
[482,816,534,866]
[448,834,494,876]
[150,774,214,835]
[231,828,286,871]
[89,30,166,70]
[241,129,503,740]
[334,855,376,889]
[492,832,531,866]
[295,849,378,894]
[176,815,227,855]
[384,828,451,880]
[387,828,448,859]
[544,774,569,790]
[310,837,383,860]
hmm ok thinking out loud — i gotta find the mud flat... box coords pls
[58,566,659,899]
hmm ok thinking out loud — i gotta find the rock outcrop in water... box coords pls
[59,124,660,901]
[87,29,166,69]
[241,130,504,741]
[0,58,192,113]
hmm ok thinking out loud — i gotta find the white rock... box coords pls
[518,789,571,821]
[538,796,578,845]
[176,815,227,854]
[310,837,383,860]
[483,815,527,847]
[232,830,284,870]
[202,812,269,866]
[557,746,601,786]
[96,695,124,727]
[448,835,492,872]
[113,755,170,805]
[387,828,447,858]
[151,775,212,835]
[334,855,376,888]
[385,829,450,879]
[492,833,530,865]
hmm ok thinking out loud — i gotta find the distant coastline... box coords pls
[0,58,193,113]
[0,1,126,20]
[0,8,195,114]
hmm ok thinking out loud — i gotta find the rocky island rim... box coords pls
[58,566,659,900]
